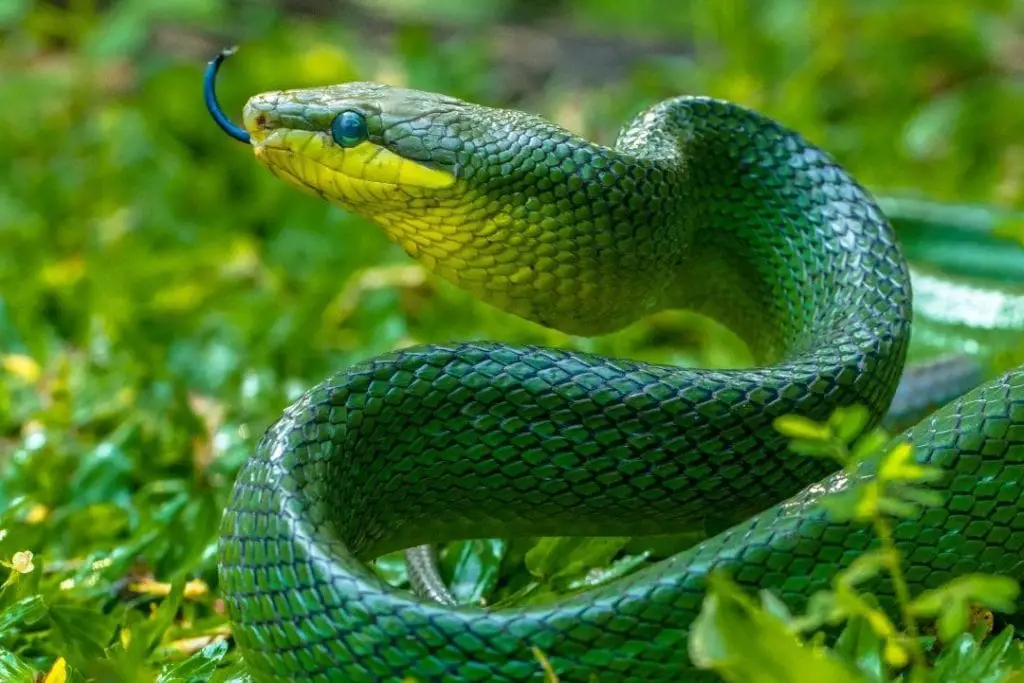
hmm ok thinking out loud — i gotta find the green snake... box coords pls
[204,49,1024,681]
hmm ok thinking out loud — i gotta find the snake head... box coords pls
[205,49,681,336]
[242,83,474,210]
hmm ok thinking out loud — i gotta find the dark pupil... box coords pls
[332,111,366,147]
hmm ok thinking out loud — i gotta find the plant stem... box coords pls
[873,514,927,677]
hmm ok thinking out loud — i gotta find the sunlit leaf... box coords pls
[874,496,920,519]
[893,485,945,509]
[565,551,651,592]
[758,589,793,623]
[524,538,631,589]
[0,0,28,28]
[0,595,46,636]
[881,640,908,669]
[828,405,871,445]
[0,646,35,683]
[791,590,843,633]
[49,603,117,661]
[878,442,943,484]
[911,575,1021,617]
[836,551,889,590]
[849,431,890,466]
[156,640,228,682]
[832,614,886,683]
[789,439,840,458]
[931,627,1024,683]
[773,415,831,441]
[1,355,40,383]
[938,599,971,644]
[689,574,867,683]
[819,488,873,522]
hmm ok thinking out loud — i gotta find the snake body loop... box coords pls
[208,52,1024,681]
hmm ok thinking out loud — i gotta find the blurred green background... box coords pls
[0,0,1023,679]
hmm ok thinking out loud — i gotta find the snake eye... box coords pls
[331,110,368,148]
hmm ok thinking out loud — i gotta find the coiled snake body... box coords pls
[205,51,1024,681]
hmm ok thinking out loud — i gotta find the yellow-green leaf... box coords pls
[689,573,868,683]
[773,415,831,441]
[828,405,871,444]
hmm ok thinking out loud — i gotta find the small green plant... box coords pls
[688,407,1022,682]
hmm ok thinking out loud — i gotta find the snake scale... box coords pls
[204,50,1024,681]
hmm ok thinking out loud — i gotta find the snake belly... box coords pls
[209,58,1024,682]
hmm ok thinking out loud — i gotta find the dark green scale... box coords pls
[205,54,1024,682]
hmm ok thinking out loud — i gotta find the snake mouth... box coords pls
[248,127,457,207]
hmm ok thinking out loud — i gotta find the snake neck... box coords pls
[366,110,694,338]
[373,97,910,365]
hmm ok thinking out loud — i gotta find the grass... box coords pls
[0,0,1022,680]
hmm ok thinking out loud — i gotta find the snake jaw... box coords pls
[242,99,458,206]
[249,135,460,221]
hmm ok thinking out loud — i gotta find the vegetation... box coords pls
[0,1,1021,680]
[691,410,1023,683]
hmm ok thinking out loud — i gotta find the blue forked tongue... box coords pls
[204,47,251,144]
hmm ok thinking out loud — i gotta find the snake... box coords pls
[204,49,1024,682]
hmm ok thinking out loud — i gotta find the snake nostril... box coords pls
[254,114,268,129]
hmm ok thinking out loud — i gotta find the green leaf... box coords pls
[524,537,630,588]
[819,488,871,522]
[791,590,843,633]
[828,405,871,445]
[371,551,409,588]
[0,594,46,636]
[156,639,229,682]
[902,92,965,160]
[773,415,831,441]
[875,495,921,519]
[757,589,793,623]
[971,626,1022,678]
[910,575,1020,616]
[102,609,154,679]
[892,485,945,509]
[832,613,886,683]
[208,661,257,683]
[688,573,867,683]
[49,602,118,661]
[933,631,982,679]
[937,599,970,643]
[565,551,651,592]
[443,539,506,605]
[789,439,841,458]
[836,551,889,590]
[878,442,943,485]
[911,575,1019,645]
[0,0,27,28]
[0,646,35,683]
[931,626,1024,683]
[849,430,889,465]
[146,580,187,652]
